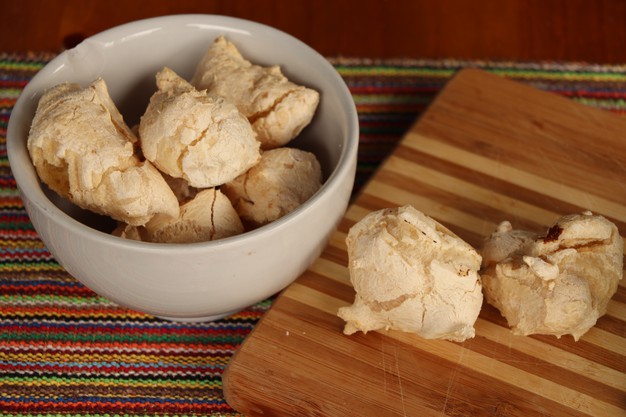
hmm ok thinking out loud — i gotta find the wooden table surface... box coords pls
[2,0,626,63]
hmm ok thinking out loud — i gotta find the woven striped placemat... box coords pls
[1,52,625,416]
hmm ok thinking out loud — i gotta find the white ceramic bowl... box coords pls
[7,15,358,321]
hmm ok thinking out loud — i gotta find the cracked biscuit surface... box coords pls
[191,36,320,149]
[139,67,260,188]
[480,211,624,340]
[221,147,322,228]
[27,79,179,226]
[337,205,483,342]
[113,188,244,244]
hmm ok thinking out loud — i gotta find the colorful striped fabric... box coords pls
[1,52,625,416]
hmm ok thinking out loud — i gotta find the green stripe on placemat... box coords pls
[1,52,625,416]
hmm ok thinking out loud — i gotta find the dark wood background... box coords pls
[2,0,626,63]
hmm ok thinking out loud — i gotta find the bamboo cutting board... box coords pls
[222,69,626,417]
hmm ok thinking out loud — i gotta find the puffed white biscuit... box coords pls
[480,211,623,340]
[139,67,261,188]
[27,79,179,226]
[337,205,483,342]
[221,147,322,228]
[191,36,320,149]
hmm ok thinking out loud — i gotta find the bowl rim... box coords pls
[7,14,359,254]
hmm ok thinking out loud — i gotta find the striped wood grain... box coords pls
[222,69,626,417]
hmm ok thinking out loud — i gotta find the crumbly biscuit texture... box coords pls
[480,211,623,340]
[337,205,483,342]
[222,147,322,227]
[27,79,179,226]
[191,36,320,149]
[114,188,244,244]
[139,67,261,188]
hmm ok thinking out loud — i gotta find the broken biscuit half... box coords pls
[480,211,624,340]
